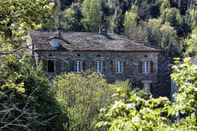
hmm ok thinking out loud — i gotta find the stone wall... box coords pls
[35,50,159,88]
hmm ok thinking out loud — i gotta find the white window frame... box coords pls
[76,60,83,73]
[144,61,150,74]
[116,60,124,73]
[96,60,103,73]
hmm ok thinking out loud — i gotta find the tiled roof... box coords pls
[30,31,161,52]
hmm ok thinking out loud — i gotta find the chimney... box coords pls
[99,18,108,35]
[99,0,108,36]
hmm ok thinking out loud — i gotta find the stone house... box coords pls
[31,31,161,91]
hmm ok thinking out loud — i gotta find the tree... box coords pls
[62,6,83,31]
[145,18,162,46]
[52,73,129,131]
[81,0,102,32]
[0,56,66,131]
[0,0,53,54]
[96,90,173,131]
[161,8,182,27]
[185,27,197,56]
[186,8,197,30]
[0,0,67,130]
[124,8,138,34]
[145,19,181,56]
[170,58,197,130]
[96,58,197,131]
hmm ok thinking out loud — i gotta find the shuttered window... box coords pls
[116,60,124,73]
[139,61,155,74]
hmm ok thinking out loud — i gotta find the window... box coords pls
[48,60,55,73]
[116,60,124,73]
[143,61,154,74]
[76,60,83,72]
[144,61,149,74]
[96,61,103,73]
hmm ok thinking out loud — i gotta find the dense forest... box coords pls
[0,0,196,131]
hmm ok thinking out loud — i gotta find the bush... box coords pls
[52,72,130,131]
[96,58,197,131]
[161,8,182,27]
[0,56,66,131]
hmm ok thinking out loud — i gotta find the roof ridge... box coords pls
[30,31,161,52]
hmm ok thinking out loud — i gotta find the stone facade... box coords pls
[36,50,159,88]
[31,31,161,90]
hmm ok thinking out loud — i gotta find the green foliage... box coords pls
[0,56,66,131]
[145,19,181,56]
[160,0,170,13]
[124,8,138,34]
[0,0,196,130]
[81,0,102,32]
[171,58,197,115]
[185,27,197,56]
[61,7,83,31]
[96,90,173,131]
[186,8,197,29]
[161,8,183,27]
[53,73,129,131]
[0,0,53,51]
[96,58,197,131]
[0,1,66,130]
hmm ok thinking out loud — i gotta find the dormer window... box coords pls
[50,39,61,49]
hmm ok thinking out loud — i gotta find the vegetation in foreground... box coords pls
[0,56,196,131]
[0,0,196,130]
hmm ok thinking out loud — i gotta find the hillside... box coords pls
[0,0,196,131]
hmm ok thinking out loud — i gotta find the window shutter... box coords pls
[138,61,143,73]
[83,60,88,71]
[124,61,129,72]
[150,61,154,73]
[92,61,96,72]
[56,60,62,74]
[64,60,69,72]
[111,60,115,72]
[103,61,106,73]
[70,60,75,72]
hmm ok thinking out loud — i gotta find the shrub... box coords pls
[0,56,66,131]
[52,72,130,131]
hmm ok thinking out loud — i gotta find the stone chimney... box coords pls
[99,0,108,36]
